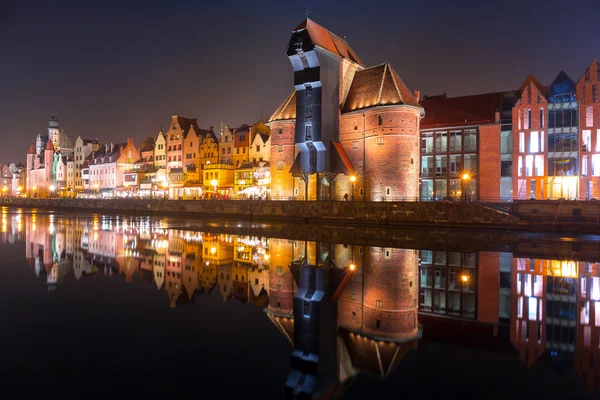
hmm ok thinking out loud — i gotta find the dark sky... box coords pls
[1,0,599,163]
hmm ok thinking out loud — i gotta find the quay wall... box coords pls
[0,198,517,229]
[4,198,600,232]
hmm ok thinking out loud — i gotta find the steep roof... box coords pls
[577,56,599,84]
[45,139,55,151]
[519,75,548,97]
[420,91,505,129]
[549,70,576,98]
[293,19,364,66]
[341,63,421,113]
[268,91,296,123]
[27,143,35,155]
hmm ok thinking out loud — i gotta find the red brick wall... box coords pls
[268,121,296,200]
[477,252,499,324]
[479,124,501,201]
[512,82,548,200]
[577,58,600,200]
[338,107,421,201]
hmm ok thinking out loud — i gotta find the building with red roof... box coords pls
[269,18,424,201]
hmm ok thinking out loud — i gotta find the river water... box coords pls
[0,207,598,399]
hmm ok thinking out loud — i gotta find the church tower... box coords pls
[48,114,61,150]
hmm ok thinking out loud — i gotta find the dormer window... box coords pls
[173,124,177,130]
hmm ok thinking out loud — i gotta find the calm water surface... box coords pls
[0,207,599,399]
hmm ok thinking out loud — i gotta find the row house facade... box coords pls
[87,139,141,194]
[513,58,600,200]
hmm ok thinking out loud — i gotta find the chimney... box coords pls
[414,90,420,102]
[105,143,110,153]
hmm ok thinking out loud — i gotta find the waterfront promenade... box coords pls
[3,197,600,233]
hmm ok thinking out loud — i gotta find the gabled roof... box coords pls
[141,144,154,153]
[268,91,296,123]
[577,56,599,84]
[172,115,200,138]
[341,63,421,113]
[234,124,250,133]
[293,19,364,67]
[421,91,505,129]
[519,74,548,97]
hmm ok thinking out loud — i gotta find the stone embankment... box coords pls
[3,197,600,232]
[0,197,517,228]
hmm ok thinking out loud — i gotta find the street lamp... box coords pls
[210,179,218,199]
[348,263,356,272]
[349,175,356,201]
[49,185,56,198]
[161,180,168,199]
[461,173,470,203]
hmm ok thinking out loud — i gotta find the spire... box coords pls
[45,139,55,151]
[27,143,36,155]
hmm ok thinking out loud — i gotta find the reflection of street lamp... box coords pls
[33,185,37,198]
[349,175,356,201]
[2,186,7,197]
[49,185,56,198]
[461,173,470,203]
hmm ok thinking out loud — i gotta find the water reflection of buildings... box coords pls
[9,213,600,394]
[510,237,600,392]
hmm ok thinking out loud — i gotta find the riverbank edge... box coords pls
[1,198,594,233]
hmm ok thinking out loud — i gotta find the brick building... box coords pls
[578,57,600,199]
[269,19,423,201]
[267,91,296,200]
[420,91,517,201]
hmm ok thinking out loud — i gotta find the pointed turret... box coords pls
[45,139,55,152]
[27,143,36,155]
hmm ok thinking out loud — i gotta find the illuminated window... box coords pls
[517,132,525,153]
[357,160,363,168]
[530,131,539,153]
[377,137,384,145]
[278,145,283,153]
[352,141,358,149]
[376,300,382,308]
[385,187,391,196]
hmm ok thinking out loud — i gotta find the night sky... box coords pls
[1,0,599,163]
